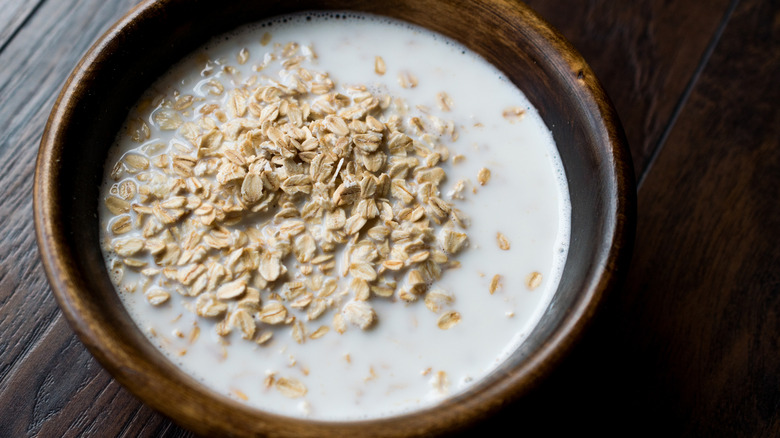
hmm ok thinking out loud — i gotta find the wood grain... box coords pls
[0,0,190,436]
[0,0,778,435]
[524,0,736,177]
[618,0,780,434]
[0,0,45,51]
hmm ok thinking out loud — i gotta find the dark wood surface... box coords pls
[1,0,777,436]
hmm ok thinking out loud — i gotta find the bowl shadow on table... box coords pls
[458,294,679,436]
[34,0,635,436]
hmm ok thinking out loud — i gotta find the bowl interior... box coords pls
[35,0,633,436]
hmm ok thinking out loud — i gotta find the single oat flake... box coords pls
[526,271,543,290]
[437,311,461,330]
[431,370,449,393]
[502,106,526,123]
[275,377,307,398]
[477,167,491,186]
[374,56,386,75]
[489,274,502,294]
[496,232,511,250]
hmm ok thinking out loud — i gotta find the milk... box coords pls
[99,12,570,420]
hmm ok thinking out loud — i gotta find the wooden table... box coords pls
[1,0,777,436]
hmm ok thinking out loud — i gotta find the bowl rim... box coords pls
[34,0,635,435]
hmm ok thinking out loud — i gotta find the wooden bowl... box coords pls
[34,0,635,436]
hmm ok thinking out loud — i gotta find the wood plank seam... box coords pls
[637,0,740,189]
[0,306,61,385]
[0,0,48,56]
[116,403,145,438]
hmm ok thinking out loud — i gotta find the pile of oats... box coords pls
[103,40,474,351]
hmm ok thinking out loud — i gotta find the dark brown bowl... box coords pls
[34,0,635,436]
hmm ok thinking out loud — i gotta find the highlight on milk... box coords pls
[98,11,570,420]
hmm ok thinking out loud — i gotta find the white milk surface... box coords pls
[99,12,570,420]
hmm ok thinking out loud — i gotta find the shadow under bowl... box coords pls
[34,0,635,436]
